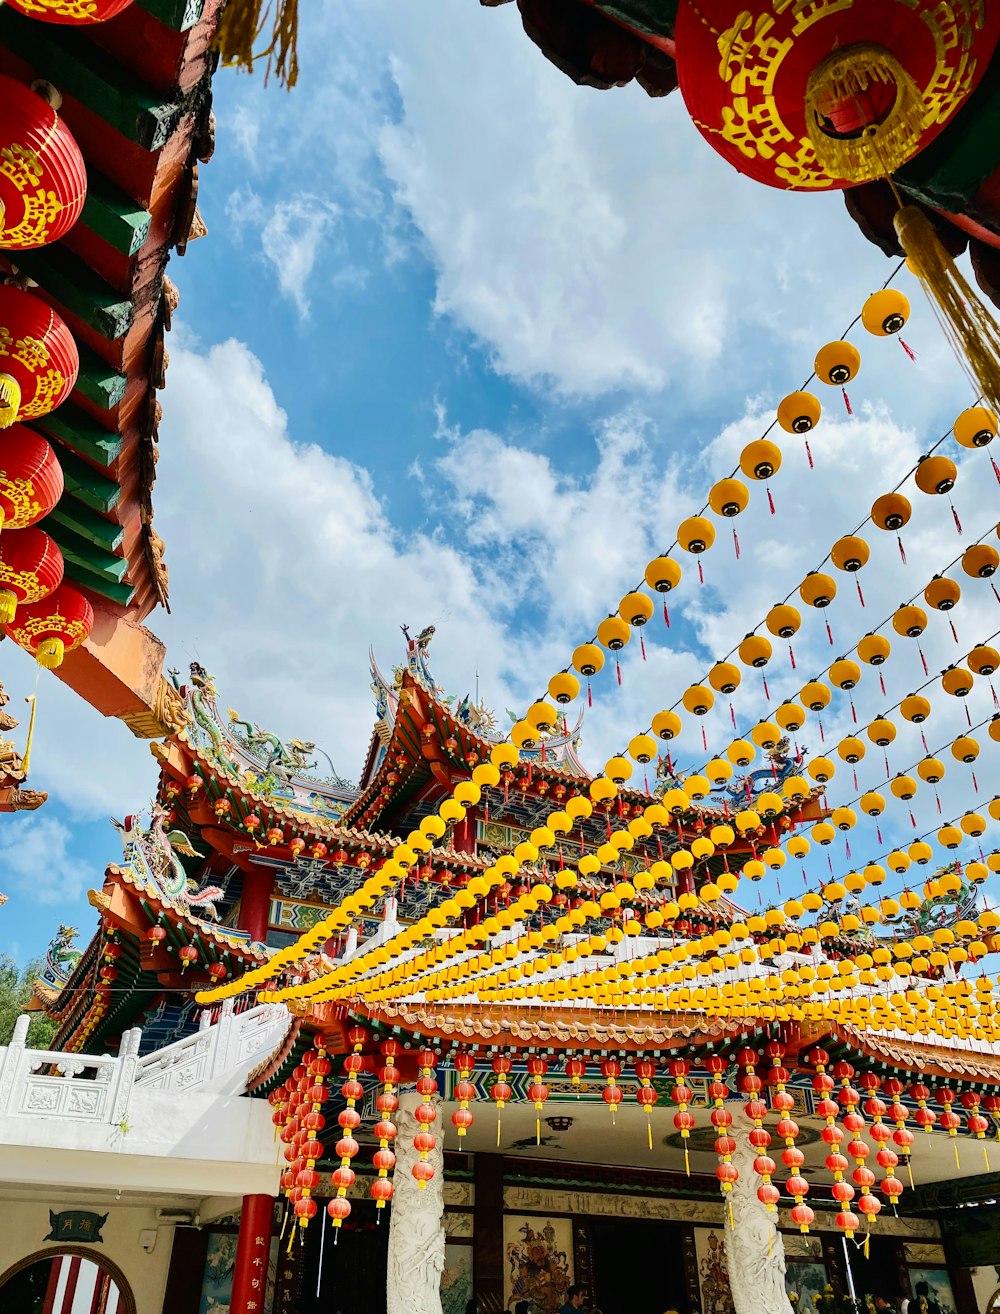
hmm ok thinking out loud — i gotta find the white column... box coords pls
[387,1091,445,1314]
[723,1111,795,1314]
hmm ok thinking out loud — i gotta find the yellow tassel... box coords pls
[0,590,18,625]
[286,1223,295,1254]
[497,1114,501,1149]
[35,637,64,670]
[954,1141,961,1170]
[894,205,1000,415]
[906,1159,914,1189]
[984,1144,991,1172]
[805,45,925,185]
[213,0,299,87]
[647,1117,652,1152]
[0,373,20,429]
[536,1117,540,1147]
[279,1207,289,1241]
[864,1224,871,1260]
[728,1199,734,1231]
[768,1230,773,1257]
[20,692,36,777]
[684,1143,690,1177]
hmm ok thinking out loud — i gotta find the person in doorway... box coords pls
[560,1286,587,1313]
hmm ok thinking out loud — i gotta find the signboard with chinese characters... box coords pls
[44,1211,107,1243]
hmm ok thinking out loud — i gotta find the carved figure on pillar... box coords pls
[387,1090,445,1314]
[724,1111,794,1314]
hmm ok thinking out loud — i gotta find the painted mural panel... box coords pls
[441,1243,473,1314]
[908,1268,958,1314]
[694,1226,735,1314]
[503,1214,574,1314]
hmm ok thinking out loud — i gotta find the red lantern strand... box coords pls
[491,1053,513,1148]
[936,1086,963,1169]
[669,1057,693,1176]
[601,1057,624,1129]
[413,1048,438,1188]
[634,1057,659,1152]
[527,1055,550,1146]
[371,1038,401,1220]
[452,1051,476,1142]
[705,1056,737,1227]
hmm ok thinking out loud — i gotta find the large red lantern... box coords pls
[0,526,62,622]
[0,287,78,427]
[0,424,63,532]
[675,2,1000,191]
[4,0,134,23]
[5,582,93,667]
[0,78,86,249]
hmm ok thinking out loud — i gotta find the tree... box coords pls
[0,956,57,1048]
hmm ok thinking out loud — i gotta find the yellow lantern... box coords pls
[924,575,961,612]
[893,604,927,638]
[917,756,945,783]
[740,439,782,480]
[775,702,806,732]
[808,757,835,783]
[738,633,772,668]
[727,739,754,767]
[548,671,580,704]
[766,603,801,639]
[831,535,870,573]
[708,661,741,694]
[782,775,809,802]
[962,544,999,578]
[909,840,933,865]
[886,850,910,875]
[750,721,781,750]
[858,633,891,666]
[900,694,931,723]
[830,658,861,690]
[970,645,1000,676]
[814,340,860,385]
[838,737,865,764]
[961,811,987,837]
[890,774,917,800]
[619,591,654,627]
[682,685,714,715]
[800,572,837,608]
[605,756,633,784]
[756,792,783,819]
[572,643,604,677]
[942,665,974,698]
[708,478,749,518]
[872,492,911,532]
[597,615,630,651]
[800,681,831,711]
[914,454,957,496]
[811,821,835,846]
[860,791,885,817]
[862,289,909,336]
[953,406,997,448]
[526,700,558,731]
[952,735,980,763]
[645,555,682,593]
[628,734,657,764]
[706,757,733,785]
[677,515,715,554]
[938,825,963,850]
[590,777,617,804]
[651,709,681,741]
[511,720,539,749]
[831,806,856,832]
[777,390,821,434]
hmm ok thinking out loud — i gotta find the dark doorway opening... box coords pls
[297,1201,390,1314]
[590,1218,690,1314]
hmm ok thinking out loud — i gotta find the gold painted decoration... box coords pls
[674,1,1000,191]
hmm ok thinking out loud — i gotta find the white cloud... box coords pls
[260,195,342,317]
[0,814,95,906]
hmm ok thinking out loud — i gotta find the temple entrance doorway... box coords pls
[0,1248,136,1314]
[298,1201,390,1314]
[590,1218,690,1314]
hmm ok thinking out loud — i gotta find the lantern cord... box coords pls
[317,1212,327,1297]
[279,1206,289,1242]
[893,204,1000,417]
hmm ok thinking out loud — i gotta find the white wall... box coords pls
[0,1196,175,1314]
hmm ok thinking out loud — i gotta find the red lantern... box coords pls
[370,1177,393,1207]
[147,925,166,944]
[5,0,134,23]
[178,945,198,970]
[412,1160,434,1188]
[328,1195,351,1229]
[6,582,92,668]
[207,962,226,980]
[0,287,78,427]
[674,1,1000,191]
[0,424,63,533]
[565,1056,586,1086]
[0,78,86,249]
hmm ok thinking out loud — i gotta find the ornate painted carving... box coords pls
[387,1092,445,1314]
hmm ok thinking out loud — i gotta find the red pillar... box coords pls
[230,1193,274,1314]
[239,870,274,944]
[453,809,476,855]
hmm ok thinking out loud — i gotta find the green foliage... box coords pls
[0,955,57,1048]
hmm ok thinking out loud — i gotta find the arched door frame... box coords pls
[0,1244,138,1314]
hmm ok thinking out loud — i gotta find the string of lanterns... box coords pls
[198,349,993,1003]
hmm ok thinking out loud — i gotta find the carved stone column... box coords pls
[387,1091,445,1314]
[723,1111,795,1314]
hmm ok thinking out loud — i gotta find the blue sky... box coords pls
[3,0,1000,970]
